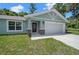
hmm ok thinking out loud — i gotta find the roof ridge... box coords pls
[24,9,53,18]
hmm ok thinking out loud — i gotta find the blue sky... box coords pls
[0,3,49,12]
[65,11,72,18]
[0,3,72,18]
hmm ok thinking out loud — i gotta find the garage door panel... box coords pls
[45,21,65,34]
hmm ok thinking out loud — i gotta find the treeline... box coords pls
[0,3,37,17]
[0,8,28,17]
[53,3,79,29]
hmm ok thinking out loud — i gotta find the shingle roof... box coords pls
[24,8,67,22]
[0,15,25,20]
[25,9,67,20]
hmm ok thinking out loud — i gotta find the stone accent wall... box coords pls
[27,30,31,37]
[39,30,45,35]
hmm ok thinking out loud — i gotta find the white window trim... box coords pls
[7,20,23,32]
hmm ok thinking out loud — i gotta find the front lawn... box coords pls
[32,38,79,55]
[0,34,31,54]
[0,34,79,55]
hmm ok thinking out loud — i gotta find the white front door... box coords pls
[45,21,65,35]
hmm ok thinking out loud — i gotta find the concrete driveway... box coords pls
[31,34,79,50]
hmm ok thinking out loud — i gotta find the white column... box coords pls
[40,21,44,30]
[27,20,31,30]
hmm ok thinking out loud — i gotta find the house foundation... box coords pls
[39,30,45,35]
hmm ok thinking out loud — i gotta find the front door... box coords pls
[32,22,37,32]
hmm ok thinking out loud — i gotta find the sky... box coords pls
[0,3,72,18]
[65,11,72,18]
[0,3,55,13]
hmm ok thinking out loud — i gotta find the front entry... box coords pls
[32,22,37,32]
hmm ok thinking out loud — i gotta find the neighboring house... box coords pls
[0,8,67,35]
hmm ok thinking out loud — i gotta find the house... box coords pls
[0,8,67,36]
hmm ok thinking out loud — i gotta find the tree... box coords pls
[0,8,28,16]
[53,3,67,16]
[0,9,3,15]
[29,3,37,14]
[0,8,18,16]
[68,3,79,29]
[53,3,79,29]
[18,12,28,17]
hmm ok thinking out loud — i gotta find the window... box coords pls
[7,21,23,32]
[9,21,15,30]
[16,22,22,30]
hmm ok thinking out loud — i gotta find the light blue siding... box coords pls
[0,19,28,34]
[0,19,7,34]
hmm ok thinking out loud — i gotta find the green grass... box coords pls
[0,34,79,55]
[67,28,79,35]
[32,38,79,55]
[0,34,31,55]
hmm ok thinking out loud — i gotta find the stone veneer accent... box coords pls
[39,30,45,35]
[27,30,31,37]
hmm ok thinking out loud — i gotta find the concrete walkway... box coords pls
[31,34,79,50]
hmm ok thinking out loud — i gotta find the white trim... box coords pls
[53,9,67,21]
[63,23,66,33]
[7,20,23,32]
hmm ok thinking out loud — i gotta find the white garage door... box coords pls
[45,21,65,35]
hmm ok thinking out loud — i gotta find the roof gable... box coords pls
[24,8,67,22]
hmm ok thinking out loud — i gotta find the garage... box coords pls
[45,21,65,35]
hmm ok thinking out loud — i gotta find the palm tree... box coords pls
[29,3,37,14]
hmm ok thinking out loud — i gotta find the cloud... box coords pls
[43,8,47,10]
[45,3,56,10]
[10,5,24,13]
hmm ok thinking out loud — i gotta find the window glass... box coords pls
[8,21,22,31]
[16,22,22,30]
[9,21,15,30]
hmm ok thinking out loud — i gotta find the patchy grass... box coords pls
[67,28,79,35]
[31,38,79,55]
[0,34,31,55]
[0,34,79,55]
